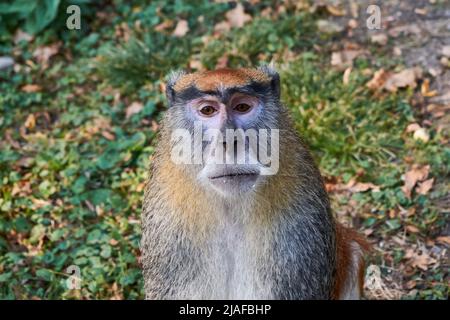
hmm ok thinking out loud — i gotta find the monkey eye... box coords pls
[199,105,217,117]
[234,103,252,113]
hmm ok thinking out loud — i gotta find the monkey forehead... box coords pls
[172,68,271,92]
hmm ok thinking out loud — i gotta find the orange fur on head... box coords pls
[173,68,271,92]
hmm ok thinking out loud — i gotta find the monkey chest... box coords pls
[196,222,272,299]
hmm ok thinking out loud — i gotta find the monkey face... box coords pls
[165,66,281,198]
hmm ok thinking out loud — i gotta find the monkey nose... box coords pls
[222,138,239,155]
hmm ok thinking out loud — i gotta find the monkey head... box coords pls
[163,66,282,198]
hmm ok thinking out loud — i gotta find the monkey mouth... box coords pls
[209,172,259,180]
[207,169,260,194]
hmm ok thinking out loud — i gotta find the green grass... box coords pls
[0,0,448,299]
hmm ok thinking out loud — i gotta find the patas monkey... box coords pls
[141,66,369,299]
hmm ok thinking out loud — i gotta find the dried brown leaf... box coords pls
[384,67,423,92]
[21,84,42,93]
[366,69,389,90]
[406,123,421,133]
[326,5,346,16]
[402,165,430,198]
[331,50,365,70]
[126,102,143,119]
[172,20,189,37]
[24,114,36,129]
[101,131,115,141]
[370,33,388,46]
[343,67,352,85]
[405,247,436,271]
[436,236,450,245]
[33,42,61,67]
[416,178,434,195]
[225,3,252,28]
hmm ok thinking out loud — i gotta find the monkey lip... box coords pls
[209,172,259,180]
[208,170,260,194]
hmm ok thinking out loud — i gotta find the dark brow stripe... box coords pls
[174,82,272,105]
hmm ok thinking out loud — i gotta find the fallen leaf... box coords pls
[388,209,397,219]
[154,20,174,32]
[31,198,52,209]
[331,50,365,70]
[24,114,36,129]
[349,182,380,193]
[406,123,421,133]
[343,67,352,85]
[151,120,159,132]
[402,165,430,198]
[393,47,402,56]
[370,33,388,46]
[416,178,434,195]
[213,21,231,34]
[317,20,344,34]
[436,236,450,245]
[383,67,423,92]
[421,78,438,97]
[215,54,229,69]
[16,157,33,168]
[405,225,420,233]
[342,0,354,16]
[14,29,33,44]
[405,247,436,271]
[426,103,450,119]
[5,129,20,149]
[388,24,421,37]
[366,69,389,90]
[260,7,272,18]
[326,5,346,16]
[172,20,189,37]
[126,102,143,119]
[414,8,427,15]
[225,3,252,28]
[335,178,380,193]
[413,127,430,143]
[101,131,115,141]
[189,59,204,71]
[347,19,358,29]
[406,280,417,290]
[33,42,61,68]
[115,22,131,42]
[21,84,42,93]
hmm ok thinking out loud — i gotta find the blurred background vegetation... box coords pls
[0,0,448,299]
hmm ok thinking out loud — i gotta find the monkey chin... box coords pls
[199,164,261,198]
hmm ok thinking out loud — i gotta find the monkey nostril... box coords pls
[222,138,238,150]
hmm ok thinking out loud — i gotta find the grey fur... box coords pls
[140,69,336,299]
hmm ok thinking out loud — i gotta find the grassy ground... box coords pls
[0,1,448,299]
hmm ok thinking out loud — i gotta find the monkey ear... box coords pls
[258,64,280,100]
[165,70,186,106]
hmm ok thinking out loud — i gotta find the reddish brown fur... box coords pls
[332,223,371,299]
[173,68,271,92]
